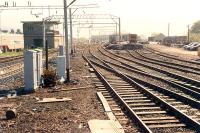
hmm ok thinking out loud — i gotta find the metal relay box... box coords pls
[24,49,43,91]
[24,50,38,91]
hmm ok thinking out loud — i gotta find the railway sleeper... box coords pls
[122,97,147,100]
[135,111,167,115]
[141,116,177,121]
[115,90,138,93]
[109,82,129,85]
[120,94,147,97]
[117,92,141,95]
[113,88,138,91]
[148,123,186,128]
[131,107,161,110]
[125,100,151,103]
[106,78,124,82]
[144,119,181,124]
[129,103,156,107]
[96,86,106,89]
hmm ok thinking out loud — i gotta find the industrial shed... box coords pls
[22,21,63,49]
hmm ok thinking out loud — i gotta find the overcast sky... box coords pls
[1,0,200,38]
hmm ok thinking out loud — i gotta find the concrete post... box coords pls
[57,56,66,82]
[35,49,43,86]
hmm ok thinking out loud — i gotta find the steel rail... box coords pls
[83,55,152,133]
[84,54,200,132]
[0,49,57,65]
[103,47,200,88]
[90,49,200,108]
[0,50,58,84]
[98,48,200,99]
[136,50,200,71]
[103,60,200,108]
[96,48,146,73]
[0,52,56,84]
[145,47,200,65]
[0,55,23,63]
[130,51,200,75]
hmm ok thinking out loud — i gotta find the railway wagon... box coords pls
[109,34,137,44]
[109,35,119,44]
[129,34,137,43]
[121,34,137,43]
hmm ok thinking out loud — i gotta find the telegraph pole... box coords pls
[63,0,77,82]
[89,27,91,44]
[76,27,80,52]
[168,23,170,37]
[119,17,121,42]
[115,23,118,36]
[63,0,70,82]
[187,25,190,43]
[43,19,48,70]
[69,8,73,54]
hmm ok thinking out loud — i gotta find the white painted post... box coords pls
[57,56,66,82]
[35,49,43,86]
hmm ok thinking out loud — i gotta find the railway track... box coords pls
[131,50,200,75]
[127,50,200,83]
[0,49,58,85]
[90,48,200,110]
[0,49,57,65]
[128,51,200,93]
[101,47,200,96]
[84,48,200,132]
[94,46,200,104]
[97,47,200,101]
[0,55,23,64]
[0,57,23,69]
[136,49,200,73]
[144,47,200,65]
[127,50,199,78]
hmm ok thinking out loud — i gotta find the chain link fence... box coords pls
[189,33,200,42]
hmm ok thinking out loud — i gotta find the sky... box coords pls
[1,0,200,38]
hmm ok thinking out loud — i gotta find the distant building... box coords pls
[148,36,155,42]
[163,36,187,44]
[22,21,63,49]
[148,33,165,42]
[0,45,8,53]
[91,33,137,44]
[0,33,24,52]
[1,30,8,33]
